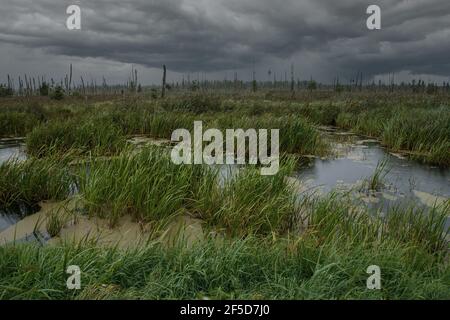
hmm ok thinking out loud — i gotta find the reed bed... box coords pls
[0,156,73,207]
[0,101,74,137]
[211,115,328,156]
[9,92,445,165]
[24,109,329,158]
[307,194,449,255]
[78,146,217,227]
[26,118,126,157]
[381,107,450,165]
[78,147,299,235]
[197,157,299,236]
[332,105,450,166]
[0,112,39,137]
[6,92,446,165]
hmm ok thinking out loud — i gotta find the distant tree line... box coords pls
[1,64,450,98]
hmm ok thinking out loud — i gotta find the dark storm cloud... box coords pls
[0,0,449,81]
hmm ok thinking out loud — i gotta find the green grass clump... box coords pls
[199,158,298,236]
[0,101,75,137]
[0,112,40,137]
[307,194,449,254]
[381,107,450,166]
[46,206,69,237]
[298,102,342,126]
[355,108,393,137]
[0,157,73,207]
[333,103,450,167]
[106,102,196,138]
[276,117,328,155]
[162,94,223,114]
[78,146,300,236]
[78,146,216,227]
[146,113,197,139]
[362,159,390,192]
[212,114,328,156]
[26,118,126,157]
[292,99,449,167]
[382,204,449,254]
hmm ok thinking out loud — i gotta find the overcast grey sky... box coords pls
[1,0,449,85]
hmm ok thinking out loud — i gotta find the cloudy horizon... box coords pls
[1,0,449,85]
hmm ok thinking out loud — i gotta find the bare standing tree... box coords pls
[69,63,73,94]
[161,65,167,98]
[290,64,295,92]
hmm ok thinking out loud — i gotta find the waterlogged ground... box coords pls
[0,138,29,232]
[0,130,449,243]
[0,137,210,244]
[0,197,205,248]
[292,128,450,228]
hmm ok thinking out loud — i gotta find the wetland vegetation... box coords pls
[0,89,449,300]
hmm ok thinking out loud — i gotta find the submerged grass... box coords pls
[362,159,390,192]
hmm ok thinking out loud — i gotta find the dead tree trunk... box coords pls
[161,65,167,98]
[69,63,73,95]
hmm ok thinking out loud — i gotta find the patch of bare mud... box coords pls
[0,197,206,249]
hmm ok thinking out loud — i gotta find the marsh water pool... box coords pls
[294,129,450,229]
[0,138,26,163]
[297,129,449,198]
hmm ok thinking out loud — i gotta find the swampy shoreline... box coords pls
[0,91,449,300]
